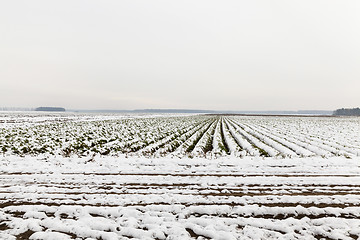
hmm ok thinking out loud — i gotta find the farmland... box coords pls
[1,112,359,159]
[0,112,360,239]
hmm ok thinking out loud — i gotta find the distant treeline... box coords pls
[71,109,333,115]
[333,108,360,116]
[0,107,33,111]
[35,107,66,112]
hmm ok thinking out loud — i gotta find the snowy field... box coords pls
[0,112,360,239]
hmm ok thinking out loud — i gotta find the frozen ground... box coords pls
[1,156,360,239]
[0,112,359,239]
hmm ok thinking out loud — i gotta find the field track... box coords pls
[1,156,360,239]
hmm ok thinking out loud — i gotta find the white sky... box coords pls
[1,0,359,111]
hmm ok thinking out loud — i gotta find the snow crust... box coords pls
[1,155,360,239]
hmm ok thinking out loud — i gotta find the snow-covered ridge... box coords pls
[1,156,359,239]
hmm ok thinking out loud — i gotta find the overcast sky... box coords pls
[1,1,359,111]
